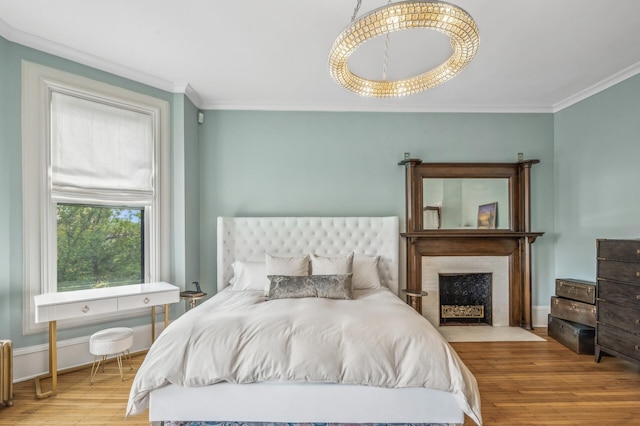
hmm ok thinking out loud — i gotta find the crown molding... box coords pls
[553,59,640,112]
[174,83,203,109]
[0,16,14,39]
[0,17,180,96]
[198,100,554,114]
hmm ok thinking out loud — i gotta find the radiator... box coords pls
[0,340,13,407]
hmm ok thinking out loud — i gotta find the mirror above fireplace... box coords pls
[423,178,509,229]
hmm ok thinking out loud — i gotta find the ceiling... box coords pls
[1,0,640,113]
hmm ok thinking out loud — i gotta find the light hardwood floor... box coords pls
[1,329,639,425]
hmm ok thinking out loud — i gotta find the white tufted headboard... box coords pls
[217,217,400,295]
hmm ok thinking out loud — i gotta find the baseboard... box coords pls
[13,321,167,383]
[533,305,550,328]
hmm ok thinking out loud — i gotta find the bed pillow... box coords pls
[310,252,353,275]
[266,274,353,300]
[228,261,270,291]
[265,254,310,276]
[352,254,382,289]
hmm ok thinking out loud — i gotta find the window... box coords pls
[57,205,144,292]
[22,61,170,334]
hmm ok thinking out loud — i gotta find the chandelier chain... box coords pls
[351,0,362,22]
[382,0,392,80]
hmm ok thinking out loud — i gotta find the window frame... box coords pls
[22,61,170,334]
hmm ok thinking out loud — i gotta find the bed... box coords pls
[126,216,482,426]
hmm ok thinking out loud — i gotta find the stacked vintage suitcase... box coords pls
[548,278,597,354]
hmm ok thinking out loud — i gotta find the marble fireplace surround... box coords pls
[422,256,509,327]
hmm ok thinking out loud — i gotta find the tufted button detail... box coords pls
[217,217,399,294]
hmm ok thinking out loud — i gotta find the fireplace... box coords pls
[439,273,492,325]
[421,256,510,327]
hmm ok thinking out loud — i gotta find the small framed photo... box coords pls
[477,202,497,229]
[423,206,442,229]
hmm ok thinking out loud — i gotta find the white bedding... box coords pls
[126,287,482,425]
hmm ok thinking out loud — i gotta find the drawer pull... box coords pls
[636,345,640,352]
[637,271,640,277]
[636,319,640,324]
[143,297,150,304]
[81,305,90,313]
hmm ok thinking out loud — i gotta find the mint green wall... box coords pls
[0,36,10,339]
[171,93,200,301]
[554,74,640,282]
[171,94,186,292]
[1,39,187,349]
[199,111,556,305]
[184,99,200,291]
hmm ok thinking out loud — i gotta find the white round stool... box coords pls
[89,327,134,384]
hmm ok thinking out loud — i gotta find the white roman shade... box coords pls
[50,91,155,202]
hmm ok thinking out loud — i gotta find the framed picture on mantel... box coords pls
[477,202,497,229]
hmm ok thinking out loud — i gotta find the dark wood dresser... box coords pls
[595,239,640,365]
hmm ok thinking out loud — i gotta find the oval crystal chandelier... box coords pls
[328,1,479,97]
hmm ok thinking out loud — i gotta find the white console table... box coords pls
[33,282,179,398]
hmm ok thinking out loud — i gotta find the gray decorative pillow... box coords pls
[266,274,353,300]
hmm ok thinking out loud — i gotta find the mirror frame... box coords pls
[403,160,537,233]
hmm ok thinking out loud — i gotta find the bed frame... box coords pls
[148,216,465,425]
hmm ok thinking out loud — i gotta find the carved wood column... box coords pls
[518,160,539,330]
[399,159,424,312]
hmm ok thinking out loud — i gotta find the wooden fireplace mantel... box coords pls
[399,159,543,329]
[402,231,543,328]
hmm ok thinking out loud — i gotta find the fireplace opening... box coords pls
[439,273,492,326]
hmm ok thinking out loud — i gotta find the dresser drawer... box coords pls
[598,279,640,309]
[597,239,640,263]
[118,291,177,311]
[556,278,596,304]
[598,300,640,335]
[551,296,596,327]
[598,260,640,285]
[597,323,640,363]
[36,298,118,323]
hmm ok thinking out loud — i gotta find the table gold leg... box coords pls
[35,320,57,398]
[151,306,156,343]
[164,304,169,328]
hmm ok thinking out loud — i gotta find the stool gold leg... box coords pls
[126,349,133,370]
[89,356,102,385]
[116,353,124,382]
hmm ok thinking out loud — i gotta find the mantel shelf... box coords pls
[402,230,544,242]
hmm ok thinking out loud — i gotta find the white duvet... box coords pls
[126,288,482,425]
